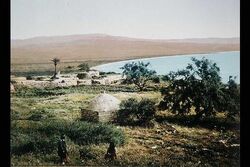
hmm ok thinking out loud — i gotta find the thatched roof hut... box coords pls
[87,92,121,122]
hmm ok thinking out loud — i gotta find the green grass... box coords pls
[14,85,138,98]
[11,85,240,166]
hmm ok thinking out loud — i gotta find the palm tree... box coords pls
[51,58,60,78]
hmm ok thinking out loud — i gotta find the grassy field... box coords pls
[11,60,113,77]
[11,84,240,166]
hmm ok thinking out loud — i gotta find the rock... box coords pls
[151,145,158,149]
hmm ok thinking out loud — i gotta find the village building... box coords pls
[82,92,121,122]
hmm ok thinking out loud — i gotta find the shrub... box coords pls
[100,71,117,75]
[66,65,74,69]
[36,77,45,81]
[26,76,33,80]
[27,110,52,121]
[80,108,99,122]
[79,146,96,160]
[37,120,125,146]
[11,131,58,155]
[77,73,88,79]
[114,98,156,126]
[99,72,106,75]
[78,63,90,71]
[28,113,44,121]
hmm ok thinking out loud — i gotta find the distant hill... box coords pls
[11,34,239,64]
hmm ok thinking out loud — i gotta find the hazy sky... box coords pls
[11,0,240,39]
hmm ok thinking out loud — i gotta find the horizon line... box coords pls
[11,33,240,41]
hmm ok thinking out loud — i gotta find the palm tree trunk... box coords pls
[54,64,57,76]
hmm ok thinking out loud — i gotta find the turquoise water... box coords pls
[93,51,240,83]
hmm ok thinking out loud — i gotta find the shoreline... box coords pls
[92,50,240,69]
[11,50,239,75]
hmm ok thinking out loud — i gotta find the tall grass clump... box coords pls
[11,120,125,156]
[11,130,58,155]
[37,120,125,146]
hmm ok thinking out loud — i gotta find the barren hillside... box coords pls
[11,34,239,64]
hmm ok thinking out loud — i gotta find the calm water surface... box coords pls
[93,51,240,83]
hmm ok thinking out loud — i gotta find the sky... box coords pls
[11,0,240,40]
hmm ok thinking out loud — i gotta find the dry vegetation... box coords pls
[11,84,239,166]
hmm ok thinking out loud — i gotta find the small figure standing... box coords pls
[57,134,68,165]
[104,142,117,160]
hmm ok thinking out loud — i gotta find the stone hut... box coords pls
[86,92,121,122]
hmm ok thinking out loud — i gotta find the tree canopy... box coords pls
[121,61,156,91]
[78,63,90,72]
[159,57,240,121]
[51,58,60,66]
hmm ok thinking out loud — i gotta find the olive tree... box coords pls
[121,61,156,91]
[159,57,240,121]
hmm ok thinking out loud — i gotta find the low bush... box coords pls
[77,73,88,79]
[78,63,90,72]
[28,113,45,121]
[26,76,33,80]
[35,77,45,81]
[79,146,96,160]
[99,72,106,75]
[80,108,99,122]
[11,131,58,155]
[114,98,156,126]
[37,120,125,146]
[100,71,117,75]
[66,66,74,69]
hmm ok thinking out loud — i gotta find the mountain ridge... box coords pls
[12,34,239,45]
